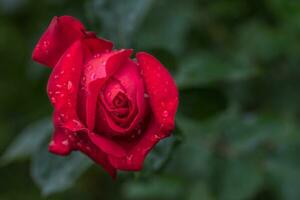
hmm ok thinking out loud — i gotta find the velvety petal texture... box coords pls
[32,16,85,67]
[32,15,179,178]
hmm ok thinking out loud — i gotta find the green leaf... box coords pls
[188,182,214,200]
[31,145,92,196]
[179,87,227,120]
[134,0,197,54]
[87,0,154,47]
[266,137,300,200]
[170,116,217,179]
[122,176,184,200]
[219,158,264,200]
[1,118,52,165]
[175,52,258,89]
[143,125,183,175]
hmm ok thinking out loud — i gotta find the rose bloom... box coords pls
[32,16,178,178]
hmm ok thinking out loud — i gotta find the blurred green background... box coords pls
[1,0,300,199]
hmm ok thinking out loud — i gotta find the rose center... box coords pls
[113,92,128,108]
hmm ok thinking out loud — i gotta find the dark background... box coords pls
[1,0,300,199]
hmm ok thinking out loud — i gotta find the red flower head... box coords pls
[32,16,179,178]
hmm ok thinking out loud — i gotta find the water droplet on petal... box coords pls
[67,81,73,90]
[86,146,91,152]
[60,70,65,75]
[154,134,160,139]
[144,93,149,98]
[54,75,59,79]
[51,97,56,104]
[94,53,101,58]
[72,119,81,127]
[137,129,142,135]
[127,154,133,163]
[91,73,96,80]
[62,140,69,146]
[162,110,169,121]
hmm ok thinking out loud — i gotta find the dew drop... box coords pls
[144,93,149,98]
[62,140,69,146]
[56,84,62,88]
[162,110,169,117]
[51,97,56,104]
[67,81,73,90]
[72,119,81,127]
[94,53,101,58]
[86,146,91,152]
[91,73,96,80]
[127,154,133,163]
[54,75,59,79]
[60,70,65,75]
[154,134,160,139]
[137,129,142,135]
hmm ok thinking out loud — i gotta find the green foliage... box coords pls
[2,0,300,199]
[31,148,92,195]
[1,118,51,164]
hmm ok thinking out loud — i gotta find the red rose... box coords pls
[32,16,179,178]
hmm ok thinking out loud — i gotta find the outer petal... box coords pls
[74,131,117,178]
[82,49,133,130]
[108,118,167,170]
[47,40,84,156]
[136,52,179,133]
[84,37,113,57]
[47,41,83,121]
[48,111,73,155]
[32,16,85,67]
[88,133,126,157]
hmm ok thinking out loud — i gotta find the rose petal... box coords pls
[95,60,148,135]
[84,37,113,57]
[136,52,179,133]
[108,118,168,170]
[76,38,113,126]
[74,132,117,178]
[47,40,84,130]
[83,49,133,130]
[88,133,126,157]
[48,127,73,156]
[32,16,85,67]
